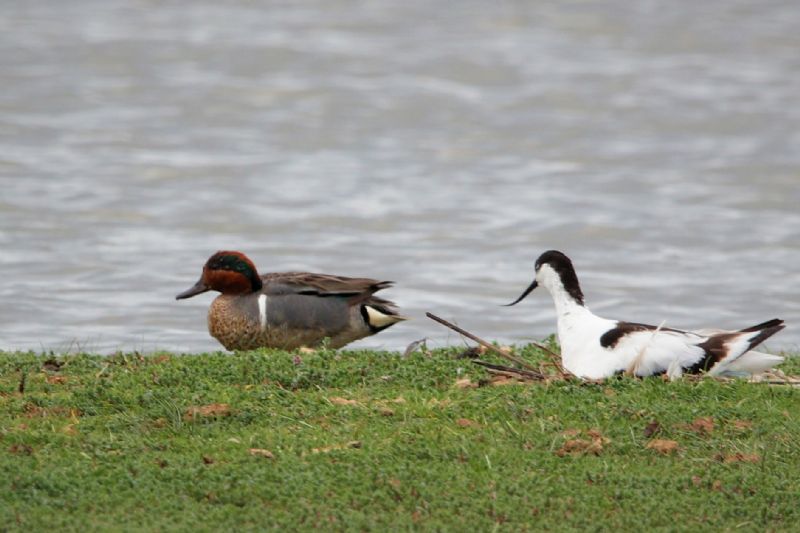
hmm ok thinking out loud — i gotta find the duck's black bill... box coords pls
[504,279,538,306]
[176,278,210,300]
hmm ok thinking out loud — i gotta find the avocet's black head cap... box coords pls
[535,250,573,272]
[505,250,584,306]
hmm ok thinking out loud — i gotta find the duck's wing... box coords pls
[261,272,393,300]
[260,272,405,331]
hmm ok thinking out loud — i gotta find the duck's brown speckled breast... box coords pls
[207,294,371,351]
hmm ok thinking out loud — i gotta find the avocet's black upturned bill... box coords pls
[507,250,785,380]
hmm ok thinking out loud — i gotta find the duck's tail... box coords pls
[361,296,408,332]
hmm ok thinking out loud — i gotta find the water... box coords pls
[1,1,799,354]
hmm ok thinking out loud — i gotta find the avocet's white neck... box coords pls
[537,264,588,318]
[551,284,587,317]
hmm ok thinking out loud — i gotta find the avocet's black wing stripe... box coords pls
[599,321,687,349]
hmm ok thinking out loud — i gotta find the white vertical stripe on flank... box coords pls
[258,294,268,331]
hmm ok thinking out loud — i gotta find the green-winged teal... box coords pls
[176,251,406,350]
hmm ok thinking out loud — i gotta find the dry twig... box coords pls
[426,312,540,373]
[426,312,575,380]
[472,360,546,380]
[528,340,570,377]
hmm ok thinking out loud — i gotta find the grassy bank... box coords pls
[1,345,799,531]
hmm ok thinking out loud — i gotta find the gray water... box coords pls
[1,1,799,354]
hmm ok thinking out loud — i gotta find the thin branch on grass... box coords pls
[426,312,541,373]
[426,312,578,381]
[528,340,569,377]
[473,360,546,380]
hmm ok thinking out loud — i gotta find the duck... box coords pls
[176,250,406,351]
[505,250,785,380]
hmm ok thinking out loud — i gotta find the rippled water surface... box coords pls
[1,1,799,353]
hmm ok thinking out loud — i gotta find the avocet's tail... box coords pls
[702,319,785,377]
[719,351,785,375]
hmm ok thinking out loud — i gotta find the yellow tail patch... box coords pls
[364,306,407,328]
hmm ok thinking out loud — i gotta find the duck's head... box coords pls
[176,251,263,300]
[505,250,584,306]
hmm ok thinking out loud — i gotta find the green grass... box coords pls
[1,345,799,532]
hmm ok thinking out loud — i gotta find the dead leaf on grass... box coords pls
[716,452,761,464]
[690,417,714,434]
[454,378,477,389]
[248,448,275,459]
[22,404,73,418]
[731,419,753,431]
[329,397,358,406]
[677,416,714,435]
[643,421,661,438]
[646,439,679,454]
[378,407,395,416]
[427,398,451,409]
[556,439,590,456]
[586,428,606,440]
[456,418,477,428]
[555,429,609,457]
[23,403,45,417]
[184,403,231,421]
[556,439,604,457]
[8,444,33,455]
[46,375,68,385]
[488,375,523,386]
